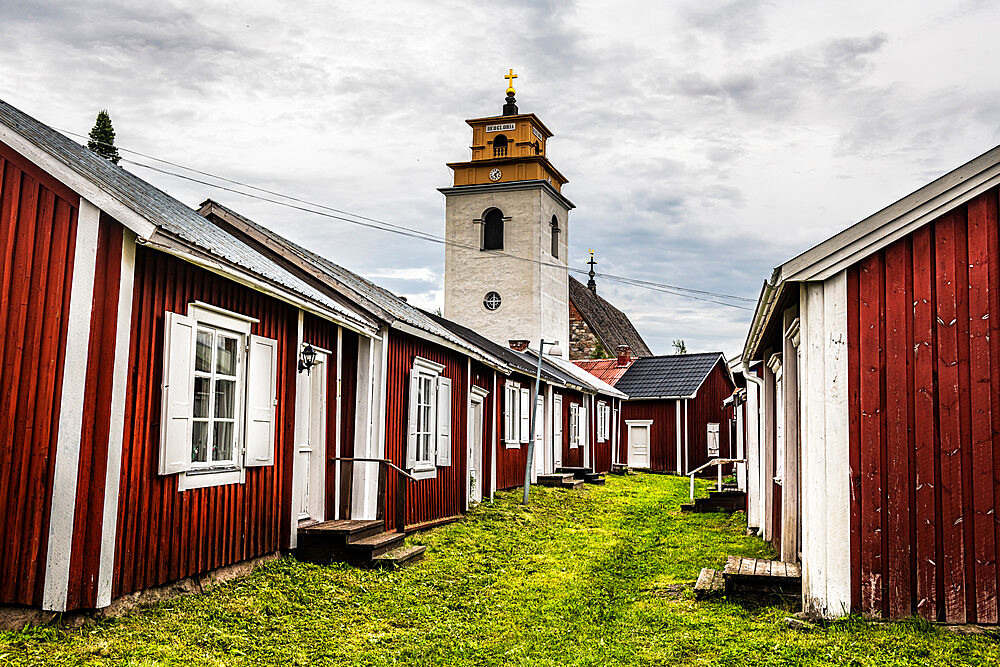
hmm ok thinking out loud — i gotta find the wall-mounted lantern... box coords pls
[298,343,318,375]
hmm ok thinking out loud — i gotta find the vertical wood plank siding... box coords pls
[621,400,676,470]
[383,330,467,530]
[338,329,359,508]
[591,397,612,474]
[620,361,734,474]
[0,143,79,606]
[302,313,341,520]
[558,387,585,470]
[113,247,298,599]
[848,185,1000,623]
[495,375,532,490]
[67,215,123,609]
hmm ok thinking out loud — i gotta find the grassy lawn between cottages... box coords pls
[3,474,999,666]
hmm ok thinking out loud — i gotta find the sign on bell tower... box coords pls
[439,70,574,356]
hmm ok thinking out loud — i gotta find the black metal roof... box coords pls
[614,352,727,398]
[568,276,652,357]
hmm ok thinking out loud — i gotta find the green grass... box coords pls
[2,474,998,665]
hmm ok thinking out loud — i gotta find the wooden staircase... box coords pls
[557,466,606,486]
[681,489,746,514]
[295,519,425,569]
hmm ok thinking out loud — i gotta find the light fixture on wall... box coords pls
[298,343,318,375]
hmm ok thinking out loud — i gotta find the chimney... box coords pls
[617,345,632,367]
[508,339,529,352]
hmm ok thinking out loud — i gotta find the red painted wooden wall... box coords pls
[619,360,735,475]
[113,247,298,600]
[847,185,1000,624]
[0,142,80,607]
[495,374,531,491]
[67,215,124,609]
[383,330,467,530]
[470,361,494,497]
[558,387,585,469]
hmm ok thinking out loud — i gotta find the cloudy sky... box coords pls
[2,0,999,357]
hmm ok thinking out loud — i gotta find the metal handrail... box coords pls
[331,457,417,482]
[688,458,745,501]
[330,457,416,532]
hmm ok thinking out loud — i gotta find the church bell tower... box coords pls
[440,70,574,356]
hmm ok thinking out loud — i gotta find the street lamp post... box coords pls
[523,339,562,504]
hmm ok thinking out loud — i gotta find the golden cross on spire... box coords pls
[505,68,518,95]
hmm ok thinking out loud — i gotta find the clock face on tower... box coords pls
[489,168,502,182]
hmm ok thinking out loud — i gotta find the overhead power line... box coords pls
[64,128,756,311]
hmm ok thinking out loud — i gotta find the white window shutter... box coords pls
[580,406,588,449]
[406,372,420,469]
[503,384,511,444]
[519,387,530,443]
[245,334,278,467]
[159,312,195,475]
[553,396,563,444]
[436,376,452,466]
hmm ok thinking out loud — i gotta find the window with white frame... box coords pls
[569,403,580,448]
[406,357,451,479]
[159,302,278,491]
[503,380,531,448]
[597,400,611,443]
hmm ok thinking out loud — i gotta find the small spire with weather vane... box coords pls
[502,68,519,116]
[587,249,597,293]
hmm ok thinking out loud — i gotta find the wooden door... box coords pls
[629,424,650,468]
[296,357,327,523]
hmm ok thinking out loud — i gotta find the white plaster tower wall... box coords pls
[443,184,570,356]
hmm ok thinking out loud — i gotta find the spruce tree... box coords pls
[87,110,121,164]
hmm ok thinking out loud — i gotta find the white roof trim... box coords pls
[392,321,510,374]
[0,120,158,239]
[780,144,1000,283]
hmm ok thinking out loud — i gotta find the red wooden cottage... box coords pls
[743,144,1000,623]
[610,353,736,475]
[0,98,388,614]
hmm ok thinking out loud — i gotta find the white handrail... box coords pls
[688,458,745,501]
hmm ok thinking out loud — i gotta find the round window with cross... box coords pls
[483,291,502,311]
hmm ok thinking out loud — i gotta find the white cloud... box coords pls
[2,0,999,358]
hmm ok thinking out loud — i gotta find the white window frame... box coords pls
[569,403,580,449]
[504,380,521,449]
[160,302,278,492]
[406,356,450,480]
[597,400,610,443]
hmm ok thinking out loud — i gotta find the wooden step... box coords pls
[372,545,426,569]
[694,568,725,599]
[299,519,384,539]
[560,477,584,489]
[609,463,630,475]
[538,473,575,487]
[723,556,801,597]
[583,473,605,486]
[557,466,593,480]
[347,531,405,558]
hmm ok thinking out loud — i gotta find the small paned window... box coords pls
[406,357,452,478]
[192,327,241,466]
[484,291,502,311]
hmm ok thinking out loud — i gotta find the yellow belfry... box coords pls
[505,68,517,96]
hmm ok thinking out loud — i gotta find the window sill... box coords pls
[411,467,437,481]
[504,441,520,450]
[178,466,244,491]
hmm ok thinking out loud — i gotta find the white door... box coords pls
[296,356,327,523]
[552,394,563,468]
[468,395,484,505]
[534,395,545,477]
[580,405,589,468]
[628,422,650,469]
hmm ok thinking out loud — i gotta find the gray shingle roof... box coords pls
[200,200,507,369]
[614,352,727,398]
[0,98,373,332]
[569,276,652,357]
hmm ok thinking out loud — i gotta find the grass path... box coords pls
[2,474,999,665]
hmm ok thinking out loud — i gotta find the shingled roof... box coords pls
[614,352,728,399]
[573,358,632,386]
[568,276,651,357]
